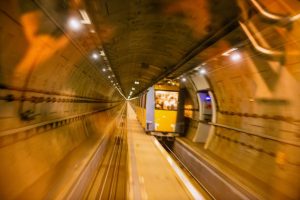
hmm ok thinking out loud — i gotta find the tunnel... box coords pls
[0,0,300,199]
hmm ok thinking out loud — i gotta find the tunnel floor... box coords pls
[126,103,207,200]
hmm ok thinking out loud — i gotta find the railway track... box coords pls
[159,139,215,200]
[84,105,128,200]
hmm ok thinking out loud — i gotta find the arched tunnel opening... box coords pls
[0,0,300,199]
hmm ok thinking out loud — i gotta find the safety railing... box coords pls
[250,0,300,24]
[209,122,300,147]
[239,21,284,58]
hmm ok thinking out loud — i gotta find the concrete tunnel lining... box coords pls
[0,0,300,199]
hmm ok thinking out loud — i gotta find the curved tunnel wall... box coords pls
[0,0,122,130]
[0,0,300,199]
[180,8,300,198]
[131,1,300,198]
[0,1,123,198]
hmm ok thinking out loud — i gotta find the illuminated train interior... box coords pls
[0,0,299,199]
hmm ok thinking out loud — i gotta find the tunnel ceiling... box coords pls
[85,0,241,97]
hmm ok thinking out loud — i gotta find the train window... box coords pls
[143,93,147,108]
[139,95,142,107]
[183,90,193,118]
[155,90,178,110]
[198,90,212,122]
[140,95,143,108]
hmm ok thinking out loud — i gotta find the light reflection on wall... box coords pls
[15,10,68,81]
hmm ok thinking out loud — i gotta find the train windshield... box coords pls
[155,90,178,110]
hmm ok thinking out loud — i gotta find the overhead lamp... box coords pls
[199,68,206,74]
[68,18,81,31]
[230,52,241,62]
[102,68,106,72]
[92,53,99,60]
[134,81,140,84]
[181,77,186,82]
[132,88,135,90]
[108,76,111,79]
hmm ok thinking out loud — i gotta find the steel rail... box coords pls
[97,106,127,200]
[82,104,126,199]
[161,141,216,200]
[108,128,126,200]
[109,116,127,200]
[97,136,120,199]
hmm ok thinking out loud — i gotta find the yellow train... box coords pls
[132,84,179,133]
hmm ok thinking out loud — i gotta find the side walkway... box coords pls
[126,103,194,200]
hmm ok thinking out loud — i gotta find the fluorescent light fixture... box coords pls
[222,48,238,56]
[79,10,91,24]
[100,50,105,56]
[68,18,81,31]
